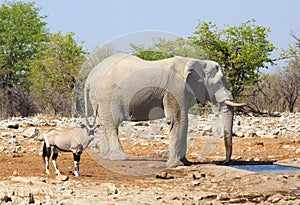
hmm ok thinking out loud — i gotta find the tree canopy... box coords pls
[0,1,86,117]
[191,19,275,97]
[130,38,206,61]
[0,1,48,88]
[29,32,87,116]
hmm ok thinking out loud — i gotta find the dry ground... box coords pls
[0,129,300,204]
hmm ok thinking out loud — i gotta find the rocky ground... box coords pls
[0,113,299,204]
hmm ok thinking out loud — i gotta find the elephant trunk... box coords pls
[222,104,234,163]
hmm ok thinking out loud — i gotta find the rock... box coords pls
[1,132,15,138]
[134,122,149,126]
[12,170,19,176]
[272,129,280,135]
[7,138,18,145]
[245,131,256,138]
[29,193,35,204]
[256,131,267,137]
[101,183,119,195]
[8,123,19,129]
[267,193,284,203]
[156,172,174,179]
[190,180,201,187]
[56,175,69,182]
[234,131,244,137]
[272,112,281,117]
[195,192,217,201]
[22,128,40,138]
[1,195,12,203]
[218,193,231,201]
[191,172,206,179]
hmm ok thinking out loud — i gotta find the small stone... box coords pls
[1,195,12,203]
[23,128,40,138]
[235,131,244,137]
[29,193,35,204]
[191,172,206,179]
[191,180,201,187]
[271,112,281,117]
[156,172,174,179]
[196,192,217,200]
[8,123,19,129]
[267,193,283,203]
[272,130,280,135]
[12,170,19,176]
[56,175,69,181]
[245,131,256,138]
[1,133,15,138]
[101,183,119,195]
[218,193,231,201]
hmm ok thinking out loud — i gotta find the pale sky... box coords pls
[3,0,300,70]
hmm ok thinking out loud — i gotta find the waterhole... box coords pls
[230,164,300,173]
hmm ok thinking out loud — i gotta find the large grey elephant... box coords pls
[85,53,244,167]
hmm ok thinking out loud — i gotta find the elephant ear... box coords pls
[184,60,209,105]
[204,61,233,103]
[184,60,233,104]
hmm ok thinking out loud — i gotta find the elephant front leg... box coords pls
[222,105,234,164]
[163,95,191,167]
[224,134,232,164]
[101,124,128,161]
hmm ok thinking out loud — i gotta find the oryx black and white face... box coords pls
[81,123,100,140]
[82,104,100,140]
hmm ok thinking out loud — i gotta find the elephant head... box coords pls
[184,59,245,163]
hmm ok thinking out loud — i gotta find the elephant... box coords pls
[84,53,244,167]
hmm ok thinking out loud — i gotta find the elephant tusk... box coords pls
[225,100,246,107]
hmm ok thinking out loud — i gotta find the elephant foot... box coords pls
[180,156,193,166]
[103,150,129,161]
[221,159,232,165]
[167,156,192,168]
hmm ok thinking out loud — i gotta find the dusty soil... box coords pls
[0,131,300,204]
[1,135,300,179]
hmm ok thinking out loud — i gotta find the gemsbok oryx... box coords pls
[42,108,99,177]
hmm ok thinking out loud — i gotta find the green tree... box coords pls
[131,38,205,61]
[30,32,87,116]
[0,1,48,117]
[131,44,173,61]
[192,19,275,98]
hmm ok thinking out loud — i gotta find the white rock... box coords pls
[101,183,119,196]
[56,175,69,182]
[22,127,40,138]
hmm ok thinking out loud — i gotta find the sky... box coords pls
[3,0,300,70]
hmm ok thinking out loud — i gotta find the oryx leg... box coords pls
[43,142,51,175]
[73,153,81,177]
[52,147,61,175]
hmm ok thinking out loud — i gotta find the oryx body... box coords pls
[42,122,99,177]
